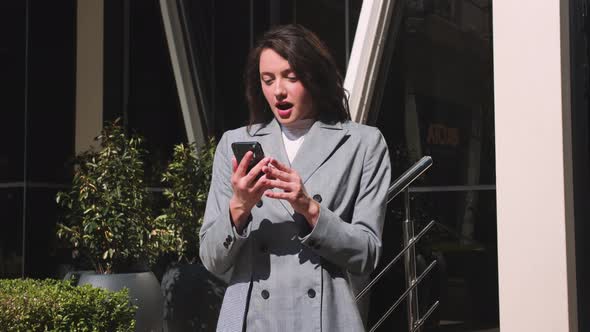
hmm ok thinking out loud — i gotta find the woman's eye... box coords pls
[262,79,273,85]
[287,76,298,81]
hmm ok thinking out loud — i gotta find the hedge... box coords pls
[0,278,136,331]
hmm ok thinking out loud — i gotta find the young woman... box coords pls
[200,24,392,331]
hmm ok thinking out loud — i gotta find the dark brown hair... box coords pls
[244,24,351,125]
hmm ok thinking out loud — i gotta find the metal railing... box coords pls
[356,156,439,332]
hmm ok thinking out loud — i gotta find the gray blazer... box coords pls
[200,118,392,331]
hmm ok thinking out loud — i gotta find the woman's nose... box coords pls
[273,81,286,98]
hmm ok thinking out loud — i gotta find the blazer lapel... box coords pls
[291,120,348,184]
[252,118,290,167]
[252,119,294,216]
[252,119,349,216]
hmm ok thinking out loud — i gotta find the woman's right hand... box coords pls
[229,151,271,232]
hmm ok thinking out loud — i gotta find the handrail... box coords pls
[387,156,433,203]
[359,156,436,332]
[369,261,438,332]
[411,301,440,332]
[356,219,436,302]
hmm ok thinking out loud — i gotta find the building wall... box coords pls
[493,0,578,330]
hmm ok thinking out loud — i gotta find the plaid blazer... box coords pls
[200,119,391,332]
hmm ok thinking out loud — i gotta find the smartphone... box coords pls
[231,141,265,174]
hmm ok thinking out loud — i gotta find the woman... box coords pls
[200,24,391,331]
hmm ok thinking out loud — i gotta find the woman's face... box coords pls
[259,48,314,125]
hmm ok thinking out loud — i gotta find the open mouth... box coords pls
[275,102,294,118]
[276,102,293,111]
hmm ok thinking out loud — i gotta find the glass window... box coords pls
[24,188,63,278]
[26,0,76,183]
[414,190,498,330]
[373,0,494,186]
[0,1,26,182]
[0,189,24,278]
[104,0,187,186]
[371,190,498,331]
[126,0,186,186]
[0,0,76,279]
[570,1,590,329]
[178,0,363,137]
[368,1,497,330]
[181,0,218,135]
[290,0,363,73]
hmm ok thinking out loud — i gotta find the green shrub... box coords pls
[157,138,216,263]
[0,278,136,331]
[56,119,175,273]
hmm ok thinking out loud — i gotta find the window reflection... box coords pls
[371,190,498,331]
[102,0,187,186]
[25,188,66,278]
[292,0,363,72]
[375,0,494,187]
[412,190,498,330]
[0,189,24,278]
[0,0,76,279]
[179,0,362,136]
[0,1,26,183]
[370,1,497,331]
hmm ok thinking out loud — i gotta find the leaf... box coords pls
[55,119,216,272]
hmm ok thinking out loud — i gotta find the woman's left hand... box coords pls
[262,159,320,227]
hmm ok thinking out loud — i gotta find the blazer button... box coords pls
[307,289,316,298]
[226,235,233,243]
[312,194,322,203]
[261,290,270,299]
[223,242,229,249]
[256,200,263,208]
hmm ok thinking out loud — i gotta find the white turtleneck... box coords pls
[280,118,315,163]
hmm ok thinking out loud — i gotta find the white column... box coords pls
[75,0,104,153]
[344,0,396,123]
[160,0,207,147]
[493,0,577,331]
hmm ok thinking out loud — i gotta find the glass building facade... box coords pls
[1,0,76,278]
[3,0,589,331]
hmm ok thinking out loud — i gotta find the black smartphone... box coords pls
[231,141,265,173]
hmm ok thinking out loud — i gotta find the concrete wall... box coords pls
[75,0,103,153]
[493,0,578,331]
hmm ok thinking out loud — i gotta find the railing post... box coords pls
[402,187,420,331]
[356,156,435,331]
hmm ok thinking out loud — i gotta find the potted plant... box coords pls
[56,119,175,331]
[157,139,226,332]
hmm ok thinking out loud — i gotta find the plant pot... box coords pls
[63,269,95,282]
[77,271,163,332]
[161,262,226,332]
